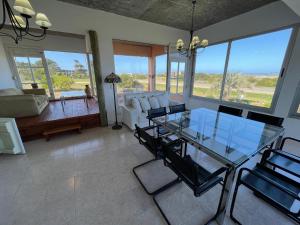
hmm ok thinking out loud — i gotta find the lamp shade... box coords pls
[35,13,52,28]
[13,15,26,28]
[104,72,122,83]
[13,0,35,16]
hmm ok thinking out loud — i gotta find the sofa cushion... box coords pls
[148,96,160,109]
[131,98,142,114]
[139,97,151,112]
[0,88,23,96]
[124,91,166,106]
[157,94,169,107]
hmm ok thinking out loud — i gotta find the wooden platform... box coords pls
[16,98,100,141]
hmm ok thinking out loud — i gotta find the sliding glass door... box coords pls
[10,48,96,100]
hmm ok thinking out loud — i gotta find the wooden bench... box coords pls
[43,124,81,141]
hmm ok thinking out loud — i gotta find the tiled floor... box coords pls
[0,127,295,225]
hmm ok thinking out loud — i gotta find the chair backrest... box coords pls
[169,104,186,114]
[135,125,162,156]
[147,107,167,119]
[165,148,201,186]
[247,111,284,127]
[218,105,243,117]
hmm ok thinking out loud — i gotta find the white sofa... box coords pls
[0,88,49,118]
[121,91,182,130]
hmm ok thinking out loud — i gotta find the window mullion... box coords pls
[219,41,232,101]
[27,57,35,83]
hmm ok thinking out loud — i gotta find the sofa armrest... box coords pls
[22,88,47,95]
[121,105,138,130]
[0,95,41,117]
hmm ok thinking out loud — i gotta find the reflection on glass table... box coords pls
[153,108,284,166]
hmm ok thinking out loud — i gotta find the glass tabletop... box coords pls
[60,91,86,98]
[152,108,284,166]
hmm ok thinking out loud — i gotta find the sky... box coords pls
[44,51,89,70]
[22,28,291,76]
[195,28,292,75]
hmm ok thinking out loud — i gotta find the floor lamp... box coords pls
[104,72,122,130]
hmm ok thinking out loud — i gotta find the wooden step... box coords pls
[43,124,81,141]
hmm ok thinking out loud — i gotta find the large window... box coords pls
[193,43,228,99]
[192,28,293,109]
[14,56,50,96]
[155,54,167,91]
[114,55,149,93]
[44,51,93,98]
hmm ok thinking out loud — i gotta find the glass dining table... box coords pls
[152,108,285,225]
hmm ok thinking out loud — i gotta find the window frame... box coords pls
[191,25,298,113]
[289,82,300,118]
[154,53,168,92]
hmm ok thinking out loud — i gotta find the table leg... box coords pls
[60,97,65,112]
[84,96,89,108]
[215,167,236,225]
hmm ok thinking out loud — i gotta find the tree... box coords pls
[73,60,87,78]
[223,73,248,101]
[51,74,74,90]
[33,58,61,75]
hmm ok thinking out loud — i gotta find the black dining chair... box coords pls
[153,141,227,225]
[247,111,284,150]
[218,105,243,117]
[133,124,183,195]
[230,147,300,225]
[147,107,169,135]
[246,111,284,127]
[169,104,186,114]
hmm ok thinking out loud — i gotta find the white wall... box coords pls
[189,1,300,138]
[283,0,300,17]
[0,38,15,89]
[1,0,188,124]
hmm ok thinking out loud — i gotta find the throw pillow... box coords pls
[148,96,160,109]
[157,94,169,107]
[131,98,142,114]
[139,97,151,112]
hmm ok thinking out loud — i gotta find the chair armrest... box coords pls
[240,167,300,200]
[169,99,182,106]
[163,139,183,147]
[262,149,300,165]
[22,88,47,95]
[280,137,300,150]
[204,167,227,182]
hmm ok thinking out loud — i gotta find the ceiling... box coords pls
[57,0,278,30]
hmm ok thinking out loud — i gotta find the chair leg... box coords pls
[229,182,242,225]
[132,159,180,195]
[203,169,229,225]
[153,179,226,225]
[153,193,172,225]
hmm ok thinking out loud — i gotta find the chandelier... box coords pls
[0,0,52,44]
[176,0,208,57]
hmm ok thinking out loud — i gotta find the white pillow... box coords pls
[139,97,151,112]
[157,94,169,107]
[131,98,142,114]
[148,96,160,109]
